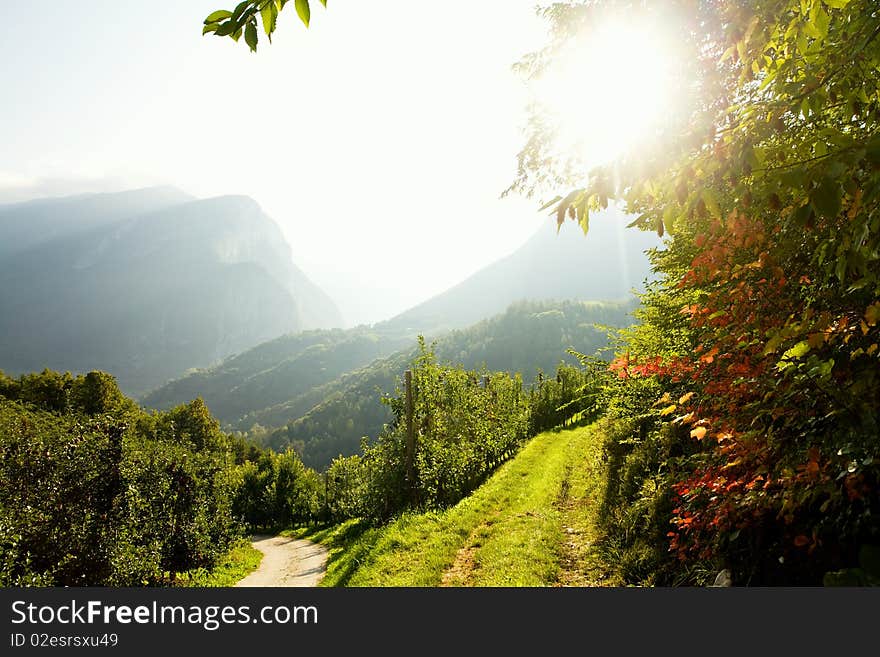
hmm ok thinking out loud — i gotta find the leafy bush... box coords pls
[0,371,242,586]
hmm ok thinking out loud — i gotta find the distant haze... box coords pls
[0,1,561,326]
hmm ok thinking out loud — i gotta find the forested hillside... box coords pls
[141,327,414,425]
[257,299,634,468]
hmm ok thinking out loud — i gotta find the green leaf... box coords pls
[805,4,830,40]
[865,136,880,164]
[216,21,238,36]
[232,0,251,22]
[701,188,721,219]
[782,340,811,362]
[203,23,220,35]
[295,0,311,27]
[835,256,847,283]
[792,203,814,227]
[811,178,841,218]
[245,22,258,51]
[204,10,233,24]
[319,0,327,6]
[261,2,277,36]
[578,203,590,235]
[821,0,851,8]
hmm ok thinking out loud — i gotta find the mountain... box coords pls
[0,188,342,395]
[379,207,660,335]
[141,208,658,467]
[0,186,193,258]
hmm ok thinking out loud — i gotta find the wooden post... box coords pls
[323,471,330,522]
[404,369,415,501]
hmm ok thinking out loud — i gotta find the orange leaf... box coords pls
[673,412,696,425]
[690,426,708,440]
[653,392,673,407]
[793,535,810,547]
[678,392,695,405]
[699,346,720,364]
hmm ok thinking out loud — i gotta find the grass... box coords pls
[174,538,263,587]
[556,421,622,586]
[290,422,614,586]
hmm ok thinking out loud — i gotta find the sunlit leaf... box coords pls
[295,0,310,27]
[261,2,277,37]
[701,189,721,218]
[204,10,233,23]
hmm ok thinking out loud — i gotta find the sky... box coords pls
[0,1,554,326]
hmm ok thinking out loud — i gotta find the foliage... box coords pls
[516,0,880,584]
[0,371,243,586]
[232,446,323,529]
[319,339,532,522]
[203,0,327,52]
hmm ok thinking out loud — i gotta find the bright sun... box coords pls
[532,19,680,170]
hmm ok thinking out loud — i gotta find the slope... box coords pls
[141,327,414,425]
[379,207,660,335]
[0,191,342,395]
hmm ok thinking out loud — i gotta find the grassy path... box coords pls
[291,423,612,586]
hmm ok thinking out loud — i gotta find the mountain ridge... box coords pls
[0,187,342,394]
[378,206,660,334]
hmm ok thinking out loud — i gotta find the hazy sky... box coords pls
[0,1,554,325]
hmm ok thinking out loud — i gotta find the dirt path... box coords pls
[235,535,328,587]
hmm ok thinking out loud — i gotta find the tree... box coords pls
[513,0,880,584]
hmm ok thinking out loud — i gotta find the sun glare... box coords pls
[532,19,680,170]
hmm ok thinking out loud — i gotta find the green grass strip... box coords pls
[174,539,263,587]
[292,423,605,586]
